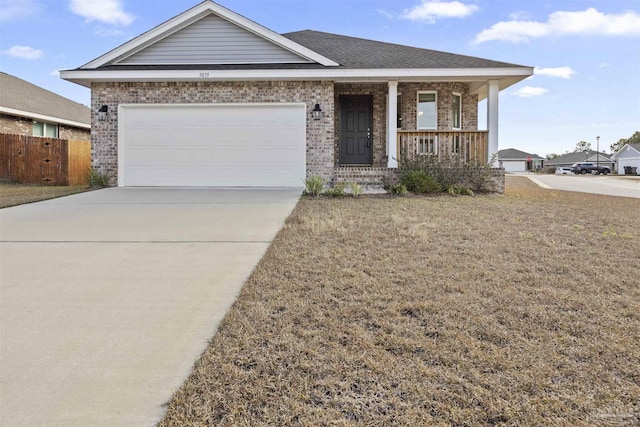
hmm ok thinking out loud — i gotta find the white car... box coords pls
[555,167,572,175]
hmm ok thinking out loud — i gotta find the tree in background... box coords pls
[575,140,592,153]
[610,131,640,154]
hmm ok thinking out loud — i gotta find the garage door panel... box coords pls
[120,104,306,187]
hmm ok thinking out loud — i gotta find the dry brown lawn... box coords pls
[160,177,640,426]
[0,181,90,208]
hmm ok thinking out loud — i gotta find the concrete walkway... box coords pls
[0,188,300,426]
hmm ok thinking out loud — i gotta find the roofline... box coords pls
[81,0,339,69]
[61,67,532,89]
[0,106,91,129]
[611,143,640,159]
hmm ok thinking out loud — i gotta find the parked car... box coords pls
[570,162,610,175]
[555,167,572,175]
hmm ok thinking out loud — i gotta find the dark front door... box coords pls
[340,95,373,165]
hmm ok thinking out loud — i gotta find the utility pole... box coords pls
[596,136,600,169]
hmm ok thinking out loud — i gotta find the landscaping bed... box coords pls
[0,181,90,208]
[160,177,640,426]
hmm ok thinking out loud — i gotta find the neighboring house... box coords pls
[61,0,533,187]
[498,148,544,172]
[611,143,640,175]
[545,151,614,171]
[0,72,90,141]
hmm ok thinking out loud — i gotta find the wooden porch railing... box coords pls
[397,130,489,164]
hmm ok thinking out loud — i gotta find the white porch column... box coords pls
[487,79,499,165]
[387,80,398,168]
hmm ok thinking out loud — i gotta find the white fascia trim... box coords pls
[82,1,339,69]
[62,67,533,85]
[0,106,90,129]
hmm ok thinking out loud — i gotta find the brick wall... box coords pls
[0,114,33,135]
[91,81,334,183]
[0,113,90,141]
[398,82,477,131]
[59,125,91,141]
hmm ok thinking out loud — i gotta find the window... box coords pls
[452,93,461,129]
[33,121,58,138]
[397,94,402,129]
[417,92,436,129]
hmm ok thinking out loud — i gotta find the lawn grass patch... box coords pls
[160,177,640,426]
[0,181,90,208]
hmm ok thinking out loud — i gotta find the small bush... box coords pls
[87,168,111,188]
[323,183,346,197]
[387,183,408,195]
[303,176,326,198]
[348,182,363,198]
[400,170,442,193]
[446,185,474,196]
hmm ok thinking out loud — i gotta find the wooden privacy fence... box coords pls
[0,134,91,185]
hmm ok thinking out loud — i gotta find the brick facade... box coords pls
[90,80,488,188]
[91,81,334,182]
[398,82,477,131]
[0,113,90,141]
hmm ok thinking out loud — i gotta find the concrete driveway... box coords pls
[525,174,640,198]
[0,188,300,426]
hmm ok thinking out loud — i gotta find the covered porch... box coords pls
[331,79,501,185]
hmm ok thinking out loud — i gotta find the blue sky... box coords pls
[1,0,639,156]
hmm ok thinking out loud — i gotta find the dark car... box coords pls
[570,162,610,175]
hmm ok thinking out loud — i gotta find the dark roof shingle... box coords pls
[0,72,90,126]
[283,30,526,69]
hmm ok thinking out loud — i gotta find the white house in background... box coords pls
[497,148,544,172]
[611,143,640,175]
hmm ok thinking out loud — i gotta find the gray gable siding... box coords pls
[118,14,309,65]
[616,145,640,159]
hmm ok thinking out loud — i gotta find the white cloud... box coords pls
[534,66,575,79]
[474,8,640,44]
[0,0,40,21]
[512,86,549,97]
[3,45,43,60]
[95,27,125,37]
[49,69,60,77]
[69,0,134,26]
[401,1,479,23]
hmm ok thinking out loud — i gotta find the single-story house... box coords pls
[60,0,533,187]
[611,143,640,175]
[497,148,544,172]
[0,72,90,141]
[545,151,614,172]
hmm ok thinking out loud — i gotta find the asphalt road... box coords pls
[524,174,640,199]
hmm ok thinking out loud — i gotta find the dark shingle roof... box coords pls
[0,72,90,125]
[283,30,525,69]
[498,148,542,160]
[545,151,613,165]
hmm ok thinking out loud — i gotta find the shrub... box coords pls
[348,182,363,198]
[303,175,326,198]
[446,185,474,196]
[400,170,442,193]
[398,153,499,193]
[323,183,346,197]
[387,183,408,195]
[86,168,111,188]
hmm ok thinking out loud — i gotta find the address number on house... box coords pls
[198,73,210,78]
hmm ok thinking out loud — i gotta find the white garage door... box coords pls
[118,103,306,187]
[617,158,640,174]
[501,160,526,172]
